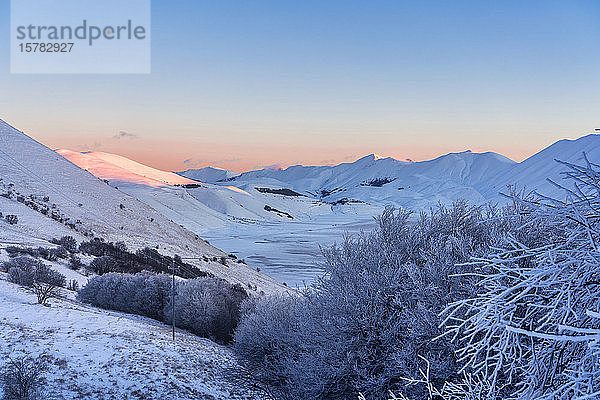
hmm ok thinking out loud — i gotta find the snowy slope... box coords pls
[0,275,265,400]
[177,166,239,183]
[482,134,600,200]
[0,119,286,294]
[57,150,198,187]
[59,150,335,226]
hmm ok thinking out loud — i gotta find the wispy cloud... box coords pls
[112,130,138,140]
[75,140,104,151]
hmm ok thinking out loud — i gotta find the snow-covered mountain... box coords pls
[214,151,516,209]
[0,119,285,293]
[177,166,239,183]
[57,150,199,187]
[54,130,600,286]
[482,134,600,199]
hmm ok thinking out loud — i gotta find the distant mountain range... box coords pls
[43,125,600,284]
[176,135,600,211]
[54,132,600,230]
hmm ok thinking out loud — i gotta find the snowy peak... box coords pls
[177,166,239,183]
[354,153,389,163]
[58,150,199,187]
[483,133,600,199]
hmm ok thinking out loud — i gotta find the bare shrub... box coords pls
[5,257,66,305]
[67,280,79,292]
[1,355,47,400]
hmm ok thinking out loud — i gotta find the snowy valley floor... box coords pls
[201,215,377,288]
[0,276,265,400]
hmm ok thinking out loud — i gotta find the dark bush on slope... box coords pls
[78,238,211,278]
[89,255,121,275]
[5,257,41,286]
[50,235,78,253]
[234,200,560,400]
[5,245,69,261]
[67,254,84,270]
[78,272,247,343]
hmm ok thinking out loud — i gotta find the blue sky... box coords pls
[0,0,599,171]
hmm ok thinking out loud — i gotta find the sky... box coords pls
[1,0,599,172]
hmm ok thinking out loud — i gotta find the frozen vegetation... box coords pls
[233,156,600,399]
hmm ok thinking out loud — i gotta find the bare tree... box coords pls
[1,355,47,400]
[31,265,65,306]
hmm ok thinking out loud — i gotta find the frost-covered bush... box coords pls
[77,272,171,320]
[164,278,247,343]
[0,355,47,400]
[5,257,66,305]
[4,246,68,261]
[235,201,520,400]
[78,272,246,342]
[444,156,600,399]
[6,257,38,286]
[1,256,31,272]
[234,295,304,386]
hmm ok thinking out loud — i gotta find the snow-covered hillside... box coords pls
[0,119,286,294]
[482,134,600,199]
[56,150,199,187]
[0,274,265,400]
[177,166,239,183]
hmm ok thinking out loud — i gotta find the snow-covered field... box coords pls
[199,215,376,287]
[0,275,265,400]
